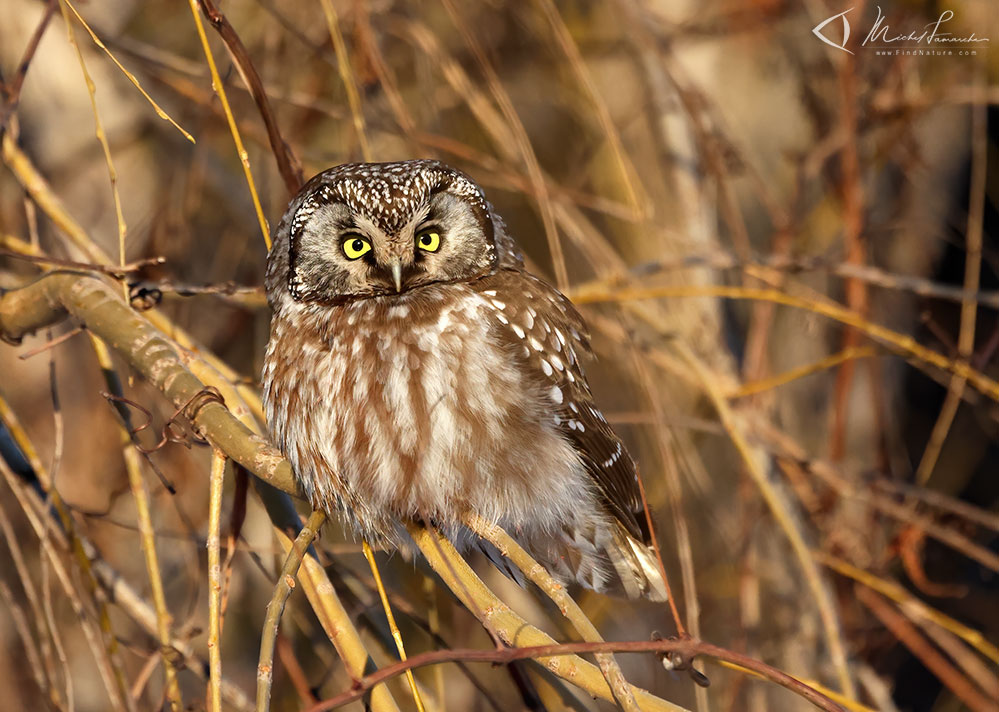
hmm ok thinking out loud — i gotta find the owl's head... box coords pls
[266,160,512,306]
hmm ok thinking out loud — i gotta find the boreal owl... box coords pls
[263,159,666,600]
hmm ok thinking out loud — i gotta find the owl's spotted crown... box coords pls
[275,159,503,306]
[290,159,490,237]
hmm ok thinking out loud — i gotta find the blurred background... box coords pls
[0,0,996,710]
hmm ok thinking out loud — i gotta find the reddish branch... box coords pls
[0,0,58,131]
[857,586,994,712]
[196,0,304,195]
[304,637,846,712]
[830,0,872,462]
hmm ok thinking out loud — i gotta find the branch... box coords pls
[196,0,304,195]
[0,270,844,712]
[0,270,401,712]
[409,521,690,712]
[257,510,325,712]
[0,271,298,496]
[305,636,846,712]
[463,512,641,712]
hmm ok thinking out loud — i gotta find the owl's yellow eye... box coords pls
[341,235,372,260]
[416,230,441,252]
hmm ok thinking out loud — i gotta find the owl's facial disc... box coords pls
[287,185,496,304]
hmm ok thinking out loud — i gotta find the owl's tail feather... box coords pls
[512,523,668,602]
[609,526,669,602]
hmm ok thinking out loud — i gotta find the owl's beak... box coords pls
[389,259,403,293]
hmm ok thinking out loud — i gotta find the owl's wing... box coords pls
[473,270,647,544]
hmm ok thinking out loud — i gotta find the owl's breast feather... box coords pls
[263,286,592,540]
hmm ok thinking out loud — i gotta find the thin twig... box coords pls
[61,0,193,142]
[0,507,56,706]
[38,552,74,712]
[220,466,248,625]
[629,341,708,710]
[88,336,183,711]
[0,247,165,276]
[532,0,648,219]
[675,343,855,698]
[856,585,994,712]
[0,507,55,701]
[305,636,846,712]
[914,89,988,483]
[571,283,999,402]
[0,0,58,130]
[256,509,325,712]
[58,0,129,301]
[16,325,85,360]
[815,553,999,664]
[0,455,131,712]
[759,424,999,573]
[730,347,878,399]
[362,540,427,712]
[184,0,270,249]
[318,0,372,161]
[438,0,568,291]
[207,449,226,712]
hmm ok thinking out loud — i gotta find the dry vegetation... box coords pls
[0,1,997,711]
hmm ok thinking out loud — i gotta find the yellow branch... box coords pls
[572,284,999,402]
[676,343,856,699]
[62,0,194,142]
[816,552,999,664]
[363,540,426,712]
[185,0,271,249]
[207,449,226,712]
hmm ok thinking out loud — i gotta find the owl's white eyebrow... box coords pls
[349,213,381,233]
[415,205,434,226]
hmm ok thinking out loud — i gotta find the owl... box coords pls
[263,160,666,600]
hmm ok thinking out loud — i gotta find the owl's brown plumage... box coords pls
[263,160,666,600]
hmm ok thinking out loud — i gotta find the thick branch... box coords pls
[0,270,401,711]
[0,271,298,496]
